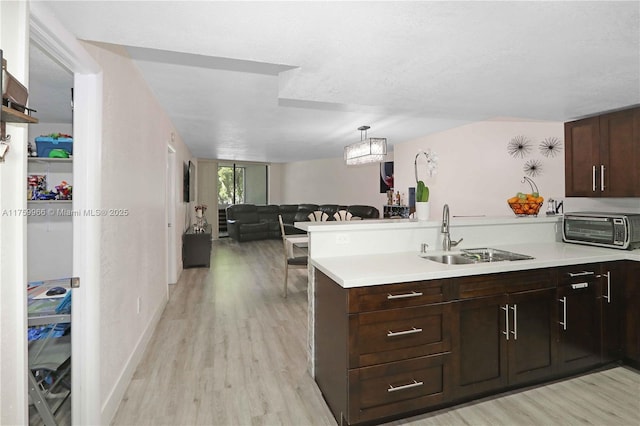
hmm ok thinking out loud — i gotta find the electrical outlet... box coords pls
[336,234,350,245]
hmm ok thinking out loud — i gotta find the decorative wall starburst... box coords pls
[508,135,532,158]
[539,137,562,158]
[524,159,543,177]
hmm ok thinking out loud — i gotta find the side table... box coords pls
[182,224,212,268]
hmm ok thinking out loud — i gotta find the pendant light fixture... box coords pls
[344,125,387,166]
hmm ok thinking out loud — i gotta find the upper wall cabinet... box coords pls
[565,106,640,197]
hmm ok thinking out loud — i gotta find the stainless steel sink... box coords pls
[461,248,534,262]
[422,248,534,265]
[422,254,477,265]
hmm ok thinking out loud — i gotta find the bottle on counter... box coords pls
[387,189,394,206]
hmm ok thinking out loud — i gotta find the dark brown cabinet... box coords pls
[600,262,625,362]
[556,265,602,373]
[452,294,508,398]
[315,272,452,425]
[452,270,557,399]
[624,261,640,365]
[182,224,212,268]
[315,261,633,425]
[565,106,640,197]
[556,262,626,372]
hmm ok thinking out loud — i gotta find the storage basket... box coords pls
[35,136,73,157]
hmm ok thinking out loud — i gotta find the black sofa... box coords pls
[226,203,380,242]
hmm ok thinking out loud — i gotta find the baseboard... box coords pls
[100,294,168,425]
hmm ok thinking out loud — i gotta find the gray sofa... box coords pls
[225,203,380,242]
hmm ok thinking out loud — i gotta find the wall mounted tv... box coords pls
[183,160,195,202]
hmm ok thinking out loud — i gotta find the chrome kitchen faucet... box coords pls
[442,204,463,251]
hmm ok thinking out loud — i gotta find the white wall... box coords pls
[394,119,640,216]
[197,159,218,237]
[278,119,639,218]
[394,119,566,219]
[80,41,194,423]
[278,154,393,210]
[28,122,72,141]
[269,163,283,203]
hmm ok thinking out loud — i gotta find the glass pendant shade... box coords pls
[344,137,387,165]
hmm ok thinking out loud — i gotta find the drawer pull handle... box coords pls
[387,327,423,337]
[388,379,423,393]
[567,271,594,277]
[571,282,589,289]
[597,272,611,303]
[387,291,423,300]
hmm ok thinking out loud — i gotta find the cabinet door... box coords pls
[624,262,640,364]
[507,288,557,386]
[599,108,640,197]
[452,294,508,398]
[565,116,600,196]
[557,281,601,373]
[601,262,625,362]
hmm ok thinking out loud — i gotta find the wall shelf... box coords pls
[1,105,39,124]
[28,157,72,163]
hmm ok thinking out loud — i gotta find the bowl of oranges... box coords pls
[507,177,544,216]
[507,192,544,216]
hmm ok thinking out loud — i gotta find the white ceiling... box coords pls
[30,1,640,163]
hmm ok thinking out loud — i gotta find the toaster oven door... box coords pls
[563,216,622,246]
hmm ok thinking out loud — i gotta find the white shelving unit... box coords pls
[27,155,73,281]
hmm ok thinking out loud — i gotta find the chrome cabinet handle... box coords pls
[601,165,605,191]
[568,271,595,277]
[387,291,423,300]
[559,297,567,330]
[502,304,510,341]
[571,282,589,289]
[388,379,423,393]
[597,272,611,303]
[592,165,597,192]
[387,327,423,337]
[511,304,518,340]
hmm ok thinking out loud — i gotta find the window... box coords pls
[218,165,245,206]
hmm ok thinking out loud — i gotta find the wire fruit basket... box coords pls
[507,177,544,217]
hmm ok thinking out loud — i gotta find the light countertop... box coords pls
[311,242,640,288]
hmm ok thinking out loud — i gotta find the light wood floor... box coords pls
[108,238,639,426]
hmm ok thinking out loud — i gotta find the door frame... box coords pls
[166,144,177,285]
[30,3,103,425]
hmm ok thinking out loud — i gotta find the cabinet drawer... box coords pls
[348,353,451,424]
[558,264,599,286]
[348,280,446,313]
[454,269,554,299]
[350,303,452,368]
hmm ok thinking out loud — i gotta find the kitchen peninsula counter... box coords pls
[305,216,640,425]
[311,242,640,288]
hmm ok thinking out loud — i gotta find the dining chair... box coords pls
[333,210,353,221]
[308,210,329,221]
[278,215,308,298]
